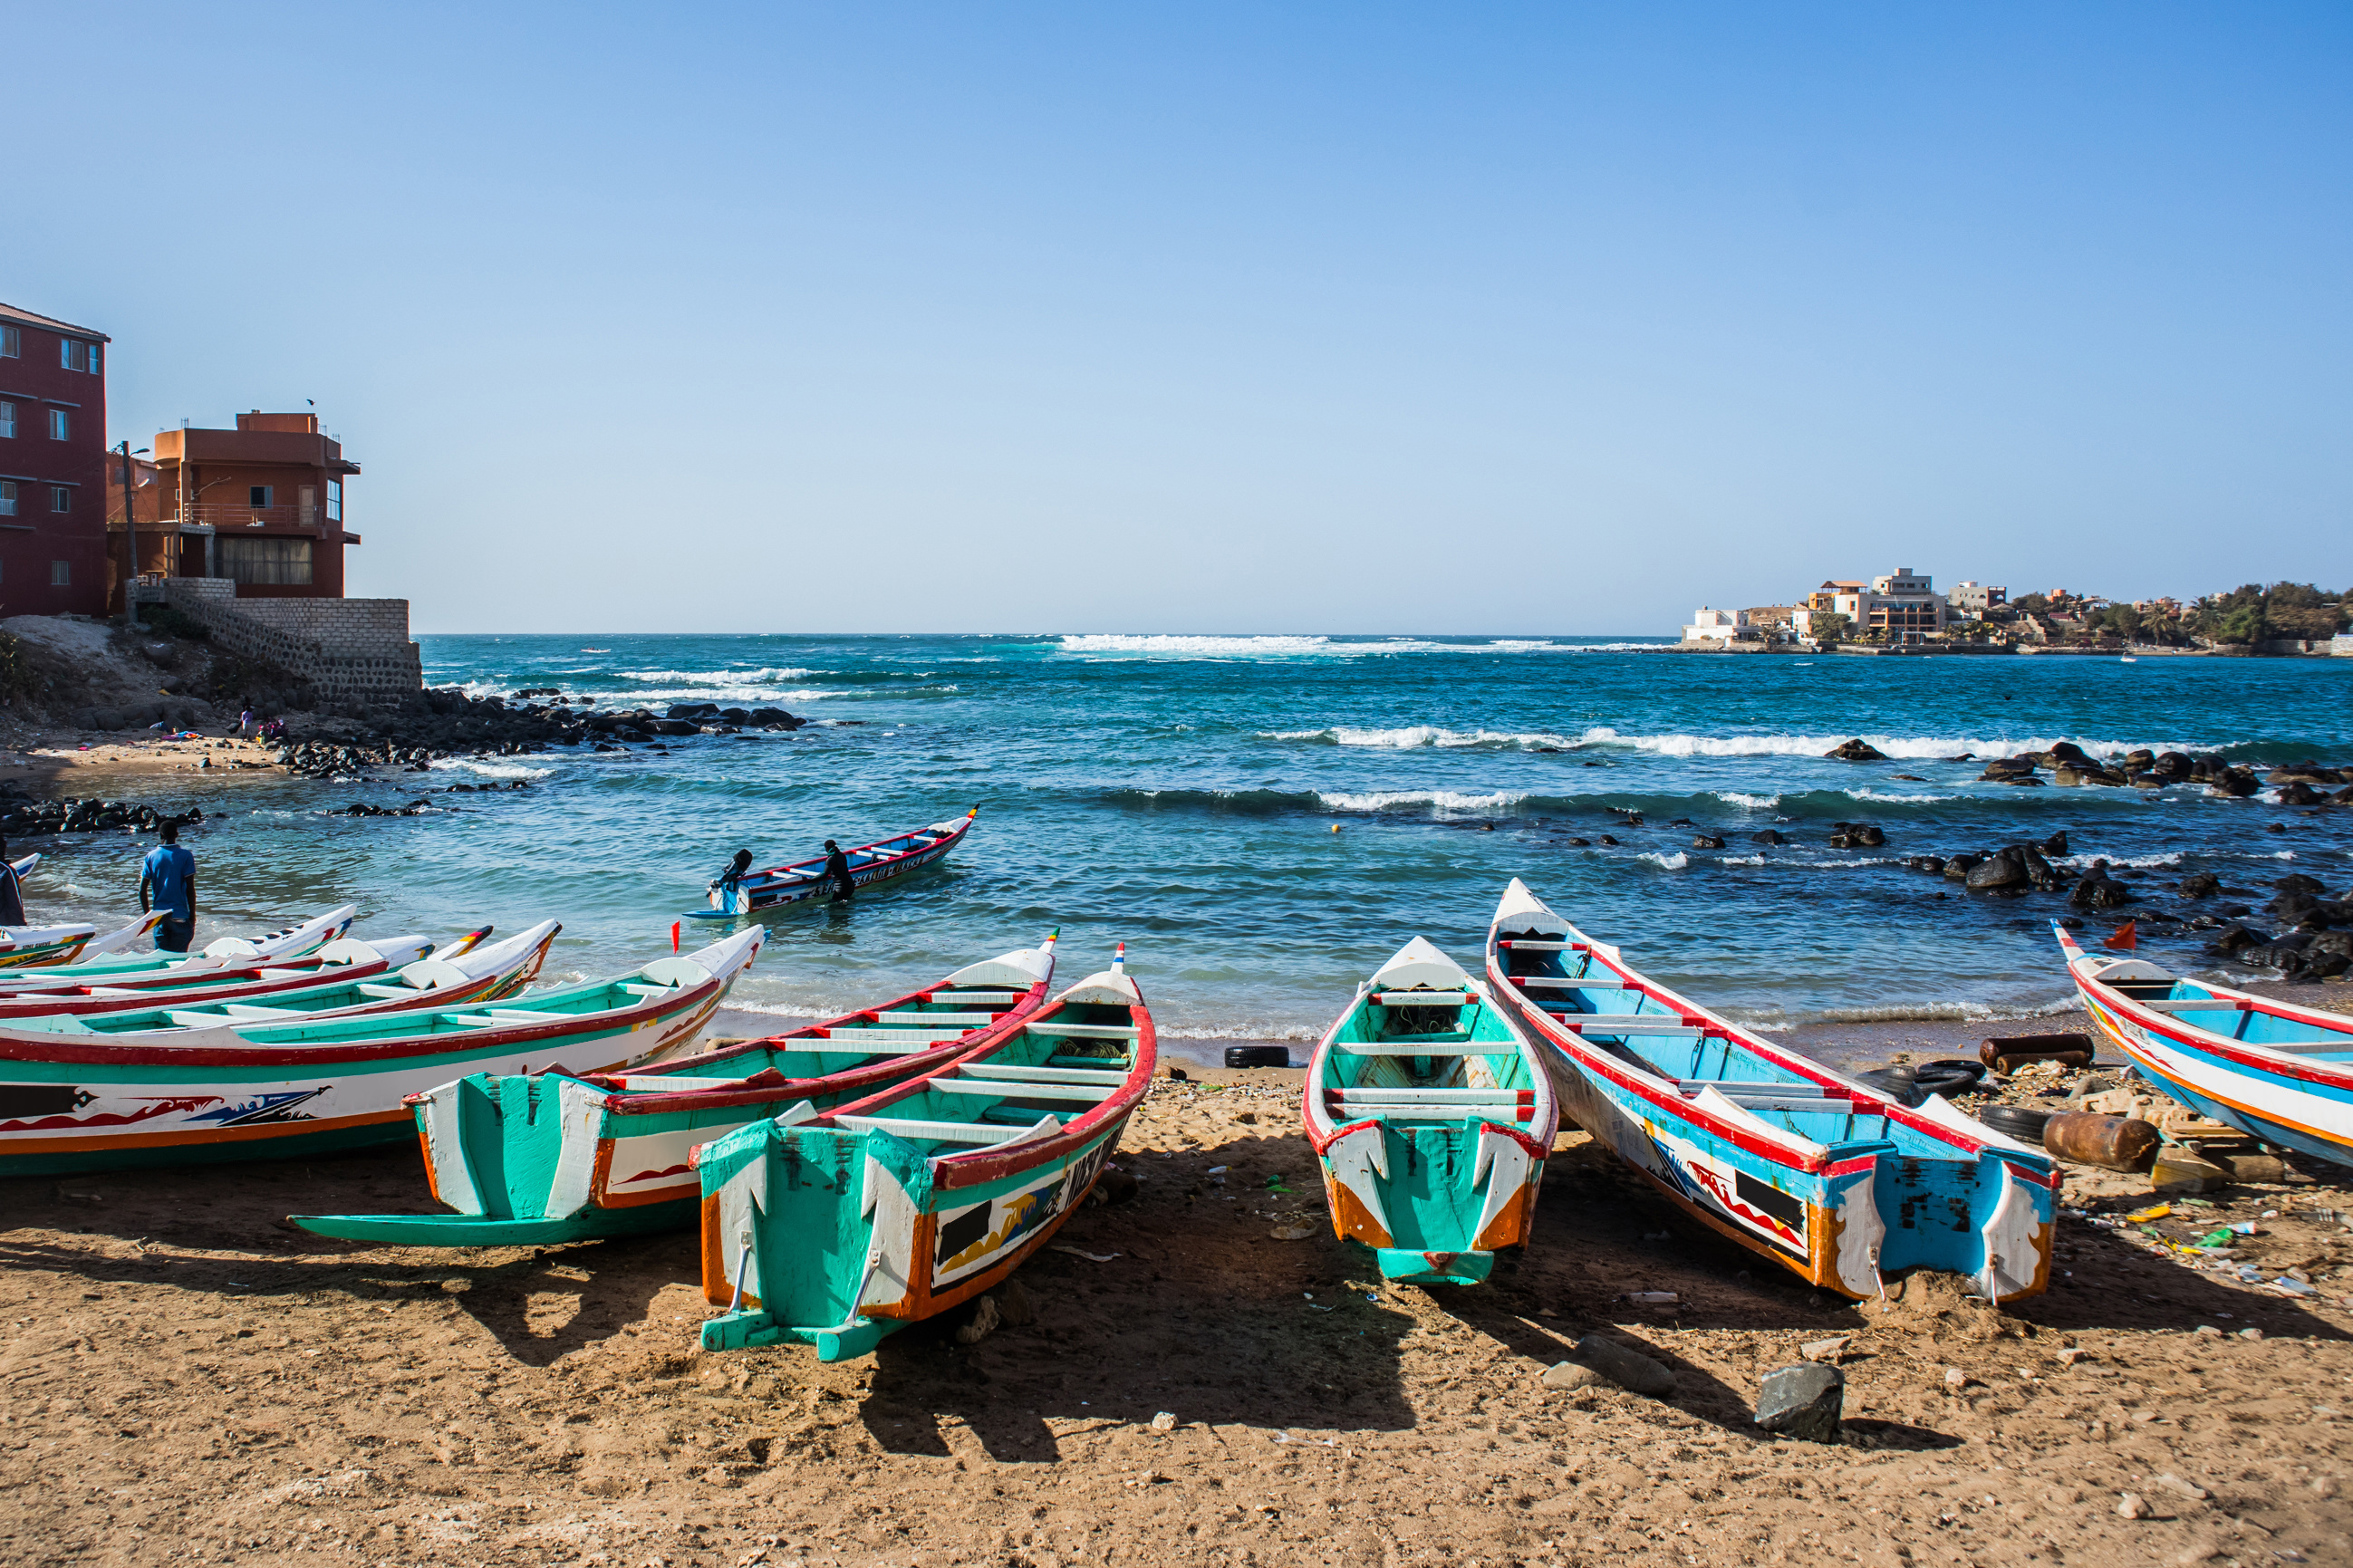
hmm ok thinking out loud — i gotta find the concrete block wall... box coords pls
[163,578,423,701]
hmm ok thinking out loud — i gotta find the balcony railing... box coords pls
[165,503,324,530]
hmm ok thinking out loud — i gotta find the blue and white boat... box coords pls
[1485,880,2059,1303]
[2057,923,2353,1169]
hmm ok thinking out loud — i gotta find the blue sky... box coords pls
[11,5,2349,632]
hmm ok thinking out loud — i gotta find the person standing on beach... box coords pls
[140,822,198,953]
[823,840,854,902]
[0,837,24,927]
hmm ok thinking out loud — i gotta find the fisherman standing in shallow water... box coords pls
[709,848,755,915]
[823,840,854,902]
[140,822,198,952]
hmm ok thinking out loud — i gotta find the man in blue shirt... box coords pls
[140,822,198,953]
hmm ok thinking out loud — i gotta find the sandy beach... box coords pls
[5,1057,2351,1568]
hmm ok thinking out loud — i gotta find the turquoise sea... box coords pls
[25,634,2352,1056]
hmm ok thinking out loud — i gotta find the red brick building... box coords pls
[0,302,112,616]
[109,412,362,603]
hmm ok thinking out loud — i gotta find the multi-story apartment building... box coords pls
[1947,580,2007,617]
[109,412,362,600]
[0,302,111,615]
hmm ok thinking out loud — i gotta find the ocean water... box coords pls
[25,634,2352,1048]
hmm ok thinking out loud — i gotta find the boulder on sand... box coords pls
[1825,738,1888,762]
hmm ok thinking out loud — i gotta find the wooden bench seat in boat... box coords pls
[931,1079,1114,1104]
[954,1062,1127,1085]
[1024,1022,1142,1039]
[872,1010,999,1025]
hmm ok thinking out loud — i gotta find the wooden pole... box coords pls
[120,439,139,629]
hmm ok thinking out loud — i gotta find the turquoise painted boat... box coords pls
[0,927,761,1176]
[0,904,363,995]
[0,921,562,1046]
[696,945,1152,1361]
[0,923,476,1018]
[1302,938,1558,1286]
[288,934,1061,1246]
[1484,880,2059,1303]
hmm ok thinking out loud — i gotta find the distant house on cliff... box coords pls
[106,410,362,607]
[1681,606,1750,646]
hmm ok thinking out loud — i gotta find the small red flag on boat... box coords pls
[2102,921,2137,951]
[671,920,681,954]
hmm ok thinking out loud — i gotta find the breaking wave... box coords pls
[1639,851,1690,871]
[618,667,815,684]
[1318,789,1526,814]
[1575,727,2201,761]
[1265,726,1580,751]
[429,758,555,780]
[1059,634,1673,659]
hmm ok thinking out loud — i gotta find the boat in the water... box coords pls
[291,933,1061,1246]
[688,809,978,919]
[0,922,562,1047]
[697,945,1152,1361]
[2056,923,2353,1168]
[1302,937,1557,1285]
[1485,880,2058,1303]
[0,927,762,1176]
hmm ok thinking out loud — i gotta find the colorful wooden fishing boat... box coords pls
[0,927,762,1176]
[290,934,1061,1246]
[0,924,484,1016]
[1302,938,1557,1285]
[690,809,979,919]
[0,904,362,993]
[1485,880,2058,1303]
[697,945,1152,1361]
[0,921,562,1047]
[0,908,171,969]
[2056,923,2353,1168]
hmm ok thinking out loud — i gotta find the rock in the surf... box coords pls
[1752,830,1786,846]
[1826,738,1888,762]
[2179,871,2220,899]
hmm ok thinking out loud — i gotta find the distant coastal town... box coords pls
[1681,568,2353,655]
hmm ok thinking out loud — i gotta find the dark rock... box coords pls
[2039,831,2069,857]
[1692,834,1725,850]
[2069,876,2130,910]
[2155,751,2194,778]
[1598,834,1619,846]
[1964,849,2029,890]
[2210,768,2261,799]
[2280,783,2325,807]
[1567,838,1590,847]
[2209,923,2269,955]
[1943,852,1985,880]
[2276,873,2325,896]
[1568,1334,1676,1398]
[667,703,721,721]
[2178,871,2221,899]
[1754,1362,1845,1443]
[1905,854,1947,874]
[2044,741,2093,767]
[1751,830,1786,846]
[1825,738,1888,762]
[1980,756,2037,781]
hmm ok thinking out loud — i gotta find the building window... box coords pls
[60,340,97,372]
[0,326,18,358]
[49,561,69,586]
[51,486,71,513]
[87,343,100,375]
[218,535,312,586]
[327,479,342,522]
[249,485,273,508]
[47,409,69,440]
[0,481,14,516]
[0,401,13,438]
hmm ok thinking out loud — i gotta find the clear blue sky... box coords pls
[12,5,2349,633]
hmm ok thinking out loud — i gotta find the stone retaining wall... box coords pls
[162,578,422,702]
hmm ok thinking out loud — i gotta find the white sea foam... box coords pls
[1849,789,1955,803]
[1060,634,1672,659]
[622,686,849,707]
[1575,726,2202,761]
[1316,789,1525,814]
[1266,726,1581,750]
[1640,851,1690,871]
[2053,852,2184,871]
[429,758,555,780]
[619,667,815,684]
[1712,791,1782,810]
[1717,853,1767,866]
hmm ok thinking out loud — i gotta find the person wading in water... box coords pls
[140,822,198,952]
[709,849,755,914]
[823,840,854,902]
